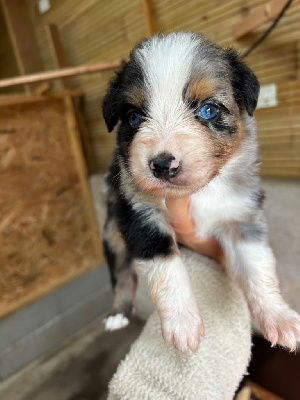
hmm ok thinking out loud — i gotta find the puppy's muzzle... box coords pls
[149,152,181,180]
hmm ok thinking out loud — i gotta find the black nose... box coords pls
[149,153,181,179]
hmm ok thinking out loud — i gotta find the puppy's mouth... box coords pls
[156,176,179,183]
[132,168,211,198]
[129,153,217,197]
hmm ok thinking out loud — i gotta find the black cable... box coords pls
[242,0,294,59]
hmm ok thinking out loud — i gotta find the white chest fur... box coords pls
[189,174,257,239]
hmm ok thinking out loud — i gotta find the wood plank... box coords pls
[262,159,300,167]
[233,0,300,39]
[246,380,284,400]
[261,169,300,177]
[0,90,83,106]
[140,0,157,36]
[44,23,102,174]
[64,95,103,260]
[60,0,99,29]
[0,60,121,89]
[256,106,300,118]
[35,82,52,95]
[45,23,97,174]
[235,386,251,400]
[1,0,44,92]
[73,96,98,173]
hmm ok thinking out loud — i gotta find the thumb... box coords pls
[166,196,195,235]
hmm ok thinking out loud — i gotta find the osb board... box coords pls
[0,97,103,317]
[21,0,300,176]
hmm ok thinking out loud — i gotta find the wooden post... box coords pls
[1,0,45,92]
[235,386,251,400]
[45,23,97,173]
[35,82,52,95]
[140,0,157,36]
[74,96,98,174]
[45,24,72,89]
[64,95,103,259]
[246,381,284,400]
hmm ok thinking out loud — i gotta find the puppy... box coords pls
[101,32,300,354]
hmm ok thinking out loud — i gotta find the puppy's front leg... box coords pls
[221,213,300,350]
[137,253,204,354]
[119,202,203,354]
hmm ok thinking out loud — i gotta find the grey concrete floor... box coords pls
[0,316,144,400]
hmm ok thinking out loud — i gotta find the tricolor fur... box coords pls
[102,32,300,353]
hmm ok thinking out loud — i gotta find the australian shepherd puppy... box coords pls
[101,32,300,354]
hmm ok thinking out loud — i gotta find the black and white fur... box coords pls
[102,32,300,353]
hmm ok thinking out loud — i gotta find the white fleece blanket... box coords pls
[108,249,251,400]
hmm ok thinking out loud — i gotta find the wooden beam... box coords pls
[45,24,72,89]
[140,0,157,36]
[0,91,83,107]
[73,96,98,174]
[1,0,44,92]
[0,60,121,89]
[35,82,52,95]
[235,386,251,400]
[246,381,284,400]
[234,0,300,40]
[45,24,97,173]
[64,95,103,260]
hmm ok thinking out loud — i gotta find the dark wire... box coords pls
[242,0,294,59]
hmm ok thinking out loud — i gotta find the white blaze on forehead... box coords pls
[135,33,199,124]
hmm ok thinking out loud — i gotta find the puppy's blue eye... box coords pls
[128,111,143,128]
[199,104,219,120]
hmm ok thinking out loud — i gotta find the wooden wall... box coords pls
[25,0,146,172]
[8,1,300,176]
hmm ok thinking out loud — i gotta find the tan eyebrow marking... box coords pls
[124,85,146,109]
[185,76,216,101]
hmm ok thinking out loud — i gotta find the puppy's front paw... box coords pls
[161,300,204,354]
[104,313,129,331]
[258,306,300,351]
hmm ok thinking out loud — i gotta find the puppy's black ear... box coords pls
[102,61,127,132]
[225,49,260,116]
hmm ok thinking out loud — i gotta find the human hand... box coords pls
[166,196,225,265]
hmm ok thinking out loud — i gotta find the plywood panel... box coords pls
[0,96,103,317]
[20,0,300,177]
